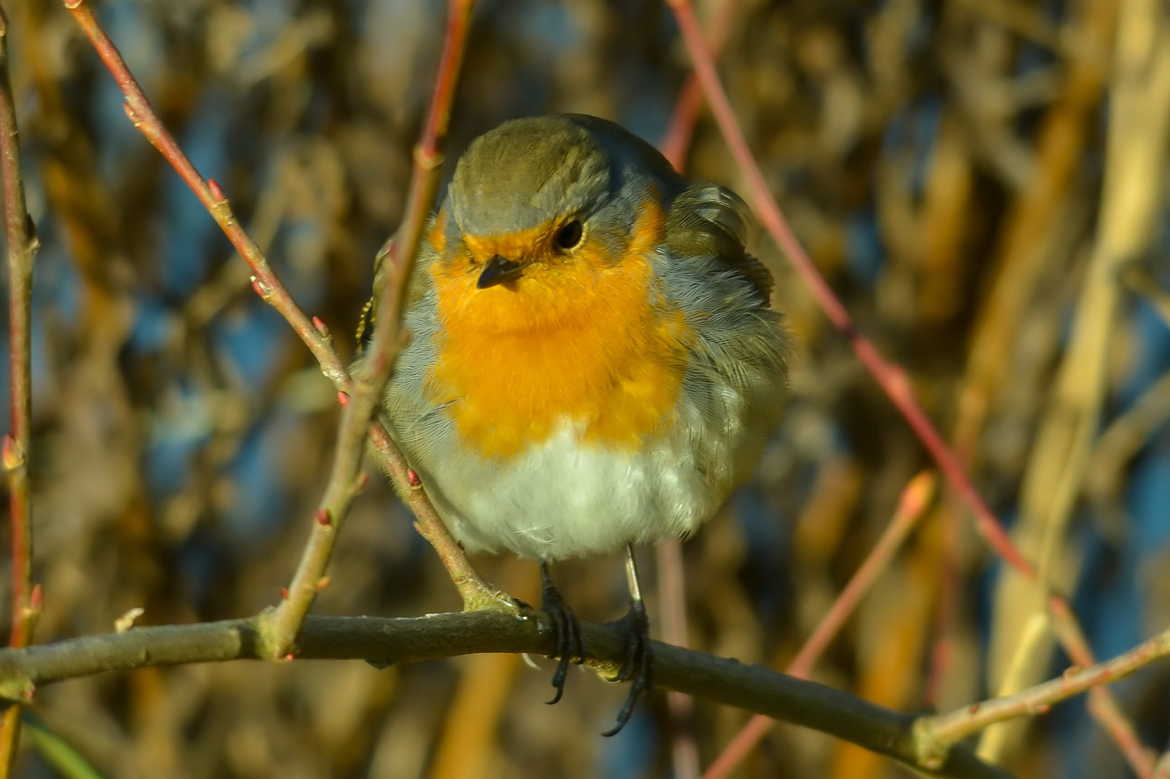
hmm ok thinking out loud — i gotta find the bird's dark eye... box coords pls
[553,220,584,251]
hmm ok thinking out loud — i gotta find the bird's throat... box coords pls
[428,242,692,460]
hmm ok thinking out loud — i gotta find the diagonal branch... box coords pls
[62,0,493,629]
[257,0,479,661]
[0,613,1011,779]
[663,0,1151,773]
[62,0,346,386]
[704,472,936,779]
[913,624,1170,769]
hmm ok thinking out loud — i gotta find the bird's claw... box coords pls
[540,567,584,705]
[601,598,652,737]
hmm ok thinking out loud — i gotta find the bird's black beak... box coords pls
[476,254,524,289]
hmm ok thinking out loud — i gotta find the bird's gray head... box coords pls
[448,115,614,238]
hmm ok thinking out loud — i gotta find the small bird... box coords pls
[365,114,788,734]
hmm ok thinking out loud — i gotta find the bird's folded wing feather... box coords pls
[665,184,773,302]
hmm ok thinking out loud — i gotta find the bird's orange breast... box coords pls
[427,198,693,460]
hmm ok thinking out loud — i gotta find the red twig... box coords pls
[259,0,478,657]
[655,9,739,764]
[63,0,347,388]
[664,0,1149,773]
[789,472,935,678]
[925,497,962,706]
[656,540,700,779]
[0,5,37,654]
[65,0,493,637]
[703,472,936,779]
[0,6,40,774]
[667,0,1027,573]
[660,0,738,172]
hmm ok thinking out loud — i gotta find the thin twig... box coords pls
[365,423,500,609]
[664,0,1029,588]
[984,1,1168,773]
[662,0,1148,773]
[0,612,1010,779]
[702,472,936,779]
[0,6,40,774]
[660,0,737,172]
[789,472,936,679]
[63,0,346,387]
[1121,264,1170,328]
[656,12,740,765]
[913,625,1170,769]
[63,0,492,628]
[258,0,478,660]
[1087,367,1170,504]
[656,540,699,779]
[256,0,475,655]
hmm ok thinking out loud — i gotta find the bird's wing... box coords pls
[665,184,773,302]
[355,220,440,349]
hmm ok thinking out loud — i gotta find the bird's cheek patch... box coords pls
[628,194,665,259]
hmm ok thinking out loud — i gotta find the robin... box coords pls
[362,114,788,734]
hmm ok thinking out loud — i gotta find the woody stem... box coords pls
[63,0,493,660]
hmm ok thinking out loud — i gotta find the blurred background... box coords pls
[0,0,1167,777]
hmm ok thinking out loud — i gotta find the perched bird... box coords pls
[363,114,788,733]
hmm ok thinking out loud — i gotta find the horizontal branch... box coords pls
[0,613,1008,779]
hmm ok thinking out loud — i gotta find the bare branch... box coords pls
[0,613,1010,779]
[0,5,41,773]
[914,625,1170,769]
[62,0,495,635]
[705,472,936,779]
[257,0,479,659]
[663,0,1152,773]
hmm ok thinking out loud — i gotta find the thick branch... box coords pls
[0,613,1008,779]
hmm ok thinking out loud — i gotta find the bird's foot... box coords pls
[539,564,584,705]
[601,597,652,737]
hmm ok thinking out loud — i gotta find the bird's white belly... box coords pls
[423,418,723,561]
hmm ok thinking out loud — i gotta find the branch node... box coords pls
[412,144,444,171]
[121,100,142,128]
[314,509,332,527]
[249,275,272,301]
[910,718,948,771]
[114,607,144,633]
[1,434,23,471]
